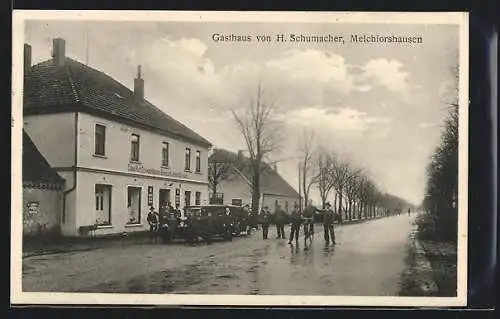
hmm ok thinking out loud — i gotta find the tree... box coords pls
[331,156,360,222]
[298,128,317,210]
[232,84,283,214]
[357,175,374,219]
[344,168,363,220]
[208,150,236,198]
[315,149,336,209]
[422,57,459,243]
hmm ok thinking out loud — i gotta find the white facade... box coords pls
[24,112,210,237]
[216,172,298,214]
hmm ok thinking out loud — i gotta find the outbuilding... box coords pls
[23,130,65,238]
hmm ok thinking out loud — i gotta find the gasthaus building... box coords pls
[23,38,212,237]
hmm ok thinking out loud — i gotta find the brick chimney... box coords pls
[52,38,66,66]
[24,43,32,73]
[134,65,144,100]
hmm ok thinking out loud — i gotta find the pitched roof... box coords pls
[24,57,211,147]
[209,149,300,198]
[23,130,65,184]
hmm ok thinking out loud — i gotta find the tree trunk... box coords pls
[334,192,338,215]
[211,183,217,199]
[338,189,343,222]
[251,170,260,215]
[348,200,352,221]
[302,164,308,210]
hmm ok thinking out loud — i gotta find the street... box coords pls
[22,214,416,295]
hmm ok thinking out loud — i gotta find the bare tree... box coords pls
[208,151,236,199]
[316,149,335,209]
[331,156,359,222]
[423,55,459,242]
[344,168,363,221]
[356,175,372,219]
[298,128,317,210]
[232,84,283,214]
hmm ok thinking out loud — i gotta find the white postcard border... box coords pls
[11,10,469,307]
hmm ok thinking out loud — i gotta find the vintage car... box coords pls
[225,205,250,235]
[158,209,189,243]
[185,204,248,241]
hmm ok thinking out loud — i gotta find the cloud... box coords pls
[278,105,392,133]
[360,58,410,91]
[265,49,371,94]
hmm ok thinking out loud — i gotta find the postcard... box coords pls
[11,10,468,307]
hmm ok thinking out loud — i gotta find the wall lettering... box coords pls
[147,186,154,206]
[128,163,189,179]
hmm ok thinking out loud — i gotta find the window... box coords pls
[184,191,191,208]
[195,192,201,205]
[127,186,142,224]
[95,184,112,225]
[94,124,106,156]
[232,198,242,206]
[162,142,169,167]
[131,134,140,162]
[184,148,191,171]
[285,201,289,213]
[195,150,201,172]
[275,199,279,212]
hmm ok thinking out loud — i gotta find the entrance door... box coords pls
[159,189,171,213]
[95,184,111,226]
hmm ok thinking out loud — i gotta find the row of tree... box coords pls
[421,63,459,243]
[209,83,411,218]
[298,129,411,222]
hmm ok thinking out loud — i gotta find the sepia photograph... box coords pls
[11,11,468,307]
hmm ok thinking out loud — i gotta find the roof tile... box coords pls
[210,149,300,198]
[24,58,211,147]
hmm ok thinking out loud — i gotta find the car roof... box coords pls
[189,204,241,208]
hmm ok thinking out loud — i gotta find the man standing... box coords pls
[259,206,272,239]
[147,206,159,243]
[274,205,286,239]
[288,204,302,245]
[302,204,315,244]
[323,203,336,245]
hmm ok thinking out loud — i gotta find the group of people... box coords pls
[146,202,182,243]
[257,202,338,246]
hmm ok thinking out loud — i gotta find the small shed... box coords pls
[22,130,65,237]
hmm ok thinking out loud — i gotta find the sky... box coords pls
[24,20,460,206]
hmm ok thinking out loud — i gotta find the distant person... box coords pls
[274,205,286,239]
[288,204,302,246]
[323,203,336,245]
[147,206,159,243]
[243,205,253,234]
[259,206,272,240]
